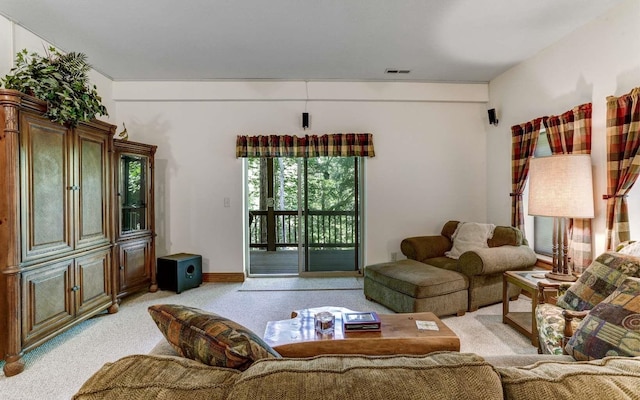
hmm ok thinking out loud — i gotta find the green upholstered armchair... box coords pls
[401,221,537,311]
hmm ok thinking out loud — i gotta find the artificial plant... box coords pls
[1,47,108,126]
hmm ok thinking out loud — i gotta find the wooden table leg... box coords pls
[530,287,539,347]
[502,274,509,324]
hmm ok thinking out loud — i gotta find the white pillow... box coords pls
[445,222,496,260]
[618,241,640,257]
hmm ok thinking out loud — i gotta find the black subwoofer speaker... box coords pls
[157,253,203,294]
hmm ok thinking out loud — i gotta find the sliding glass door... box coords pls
[304,157,360,272]
[246,157,362,275]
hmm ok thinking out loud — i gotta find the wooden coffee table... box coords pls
[263,306,460,357]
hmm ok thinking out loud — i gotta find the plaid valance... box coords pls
[235,133,375,158]
[544,103,592,155]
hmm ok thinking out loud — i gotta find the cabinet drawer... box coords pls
[21,260,75,346]
[75,248,113,316]
[21,248,113,348]
[117,238,153,295]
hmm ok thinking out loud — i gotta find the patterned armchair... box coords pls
[534,251,640,355]
[535,282,585,355]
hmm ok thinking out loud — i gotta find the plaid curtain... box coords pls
[605,87,640,250]
[236,133,375,158]
[511,118,543,232]
[543,103,593,273]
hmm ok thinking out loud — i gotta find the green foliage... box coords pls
[1,47,108,126]
[248,157,357,211]
[124,156,143,205]
[247,157,360,246]
[306,157,356,211]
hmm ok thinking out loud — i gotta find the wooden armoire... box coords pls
[0,89,119,376]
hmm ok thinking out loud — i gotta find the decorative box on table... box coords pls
[343,312,381,332]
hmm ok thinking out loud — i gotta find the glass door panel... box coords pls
[247,158,301,274]
[121,154,147,233]
[304,157,359,273]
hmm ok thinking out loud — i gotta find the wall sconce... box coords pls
[487,109,499,126]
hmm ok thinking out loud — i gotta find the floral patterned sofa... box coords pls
[535,247,640,356]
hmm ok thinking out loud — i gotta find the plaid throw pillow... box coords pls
[556,252,640,311]
[148,304,280,370]
[564,277,640,360]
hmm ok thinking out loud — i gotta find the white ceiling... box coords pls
[0,0,625,82]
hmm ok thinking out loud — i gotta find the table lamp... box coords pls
[528,154,594,281]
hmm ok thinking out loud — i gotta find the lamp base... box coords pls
[544,271,577,282]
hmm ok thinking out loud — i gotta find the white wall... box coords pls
[3,1,636,273]
[1,12,492,276]
[0,17,13,77]
[113,82,490,273]
[0,16,115,124]
[488,0,640,254]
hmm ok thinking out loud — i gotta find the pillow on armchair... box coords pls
[565,277,640,360]
[618,241,640,256]
[555,252,640,311]
[536,251,640,355]
[444,222,496,260]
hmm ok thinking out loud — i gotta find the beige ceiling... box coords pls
[0,0,625,82]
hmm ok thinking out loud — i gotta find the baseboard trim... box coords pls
[203,273,245,283]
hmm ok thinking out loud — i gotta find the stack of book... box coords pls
[342,312,381,332]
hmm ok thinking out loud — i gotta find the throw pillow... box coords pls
[555,252,640,311]
[148,304,280,370]
[444,222,496,260]
[618,240,640,257]
[564,277,640,360]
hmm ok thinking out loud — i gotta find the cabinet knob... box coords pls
[67,186,79,191]
[120,265,125,270]
[71,285,80,292]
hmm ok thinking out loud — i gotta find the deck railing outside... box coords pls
[249,210,357,249]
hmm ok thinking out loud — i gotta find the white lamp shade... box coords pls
[528,154,595,218]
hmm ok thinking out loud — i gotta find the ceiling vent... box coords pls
[385,69,411,74]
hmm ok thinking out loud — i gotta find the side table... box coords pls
[502,271,557,347]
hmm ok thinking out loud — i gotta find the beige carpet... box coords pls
[239,277,364,291]
[0,280,537,400]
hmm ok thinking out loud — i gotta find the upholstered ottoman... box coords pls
[364,259,468,316]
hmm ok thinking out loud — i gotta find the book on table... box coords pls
[343,312,382,331]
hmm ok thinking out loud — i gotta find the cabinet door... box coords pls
[74,126,111,250]
[21,260,75,347]
[117,238,152,295]
[20,113,73,261]
[75,248,113,317]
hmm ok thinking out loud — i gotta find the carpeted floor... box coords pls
[239,276,364,291]
[0,278,537,400]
